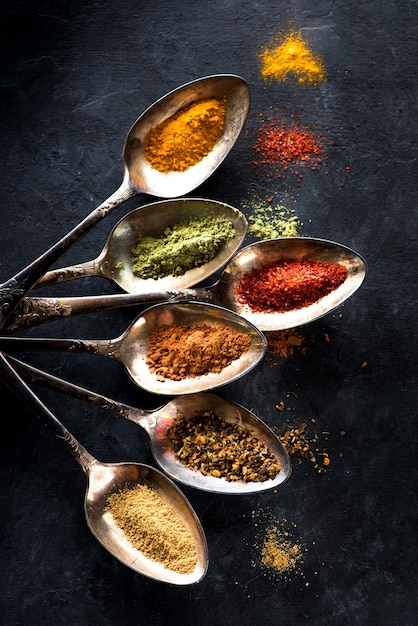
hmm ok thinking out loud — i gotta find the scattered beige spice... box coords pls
[106,484,197,574]
[250,509,307,581]
[167,409,281,482]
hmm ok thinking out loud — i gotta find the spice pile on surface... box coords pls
[246,199,302,239]
[250,510,307,581]
[146,323,251,381]
[236,258,348,313]
[167,410,281,482]
[266,328,311,359]
[106,484,197,574]
[272,421,331,473]
[131,214,235,279]
[260,28,326,85]
[253,115,326,180]
[144,97,226,173]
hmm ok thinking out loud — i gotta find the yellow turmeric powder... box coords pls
[260,29,326,85]
[143,97,226,173]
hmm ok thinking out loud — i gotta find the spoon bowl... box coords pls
[0,353,208,585]
[0,302,267,395]
[0,74,250,329]
[7,238,366,333]
[7,355,291,495]
[34,198,247,292]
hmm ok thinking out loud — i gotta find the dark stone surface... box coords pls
[0,1,417,624]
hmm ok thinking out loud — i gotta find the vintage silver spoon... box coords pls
[33,198,247,293]
[0,302,267,396]
[7,355,291,495]
[0,352,208,585]
[6,238,366,333]
[0,74,250,329]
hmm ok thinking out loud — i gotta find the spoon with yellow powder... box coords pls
[0,352,208,585]
[6,238,367,334]
[7,355,292,495]
[0,302,267,396]
[30,198,247,294]
[0,74,250,330]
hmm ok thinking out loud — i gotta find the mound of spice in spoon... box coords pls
[236,258,348,313]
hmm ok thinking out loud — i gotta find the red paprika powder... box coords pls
[236,258,348,313]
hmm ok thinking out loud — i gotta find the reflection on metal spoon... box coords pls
[7,355,291,495]
[0,352,208,585]
[0,302,267,396]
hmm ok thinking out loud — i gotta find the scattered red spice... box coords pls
[253,117,325,178]
[236,258,348,313]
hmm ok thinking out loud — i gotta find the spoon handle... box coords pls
[34,259,102,288]
[0,179,134,331]
[0,335,107,356]
[6,354,151,430]
[0,352,95,470]
[2,288,213,333]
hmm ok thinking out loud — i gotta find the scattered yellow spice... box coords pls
[260,29,326,85]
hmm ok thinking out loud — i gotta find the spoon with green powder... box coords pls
[6,354,292,495]
[0,74,250,330]
[31,198,247,293]
[5,237,367,333]
[0,302,267,396]
[0,352,208,585]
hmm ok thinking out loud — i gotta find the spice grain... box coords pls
[146,323,251,381]
[131,214,235,279]
[106,484,197,574]
[168,410,281,482]
[144,98,226,173]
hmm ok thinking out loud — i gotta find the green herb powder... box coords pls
[131,214,235,279]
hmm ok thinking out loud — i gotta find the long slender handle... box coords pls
[0,179,134,330]
[0,335,101,354]
[35,259,101,288]
[0,352,95,468]
[6,354,149,429]
[2,287,212,333]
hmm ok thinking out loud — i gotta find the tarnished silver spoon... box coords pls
[7,355,291,495]
[0,352,208,585]
[0,74,250,329]
[0,302,267,396]
[6,238,366,333]
[33,198,247,293]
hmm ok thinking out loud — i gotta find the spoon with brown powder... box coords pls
[6,237,367,333]
[0,74,250,330]
[0,352,208,585]
[7,355,291,495]
[0,302,267,396]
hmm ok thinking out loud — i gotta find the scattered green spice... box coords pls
[248,202,302,239]
[131,214,235,279]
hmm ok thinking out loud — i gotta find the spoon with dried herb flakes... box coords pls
[7,355,291,495]
[0,352,208,585]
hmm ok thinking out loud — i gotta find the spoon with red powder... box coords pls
[6,237,366,333]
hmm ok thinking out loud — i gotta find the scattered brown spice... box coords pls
[266,328,311,359]
[272,422,330,473]
[106,484,197,574]
[146,323,251,381]
[168,410,281,482]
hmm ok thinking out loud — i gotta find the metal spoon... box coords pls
[0,74,250,329]
[0,352,208,585]
[33,198,247,293]
[6,238,366,333]
[7,355,291,495]
[0,302,267,396]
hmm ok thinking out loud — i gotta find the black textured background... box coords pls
[1,1,417,624]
